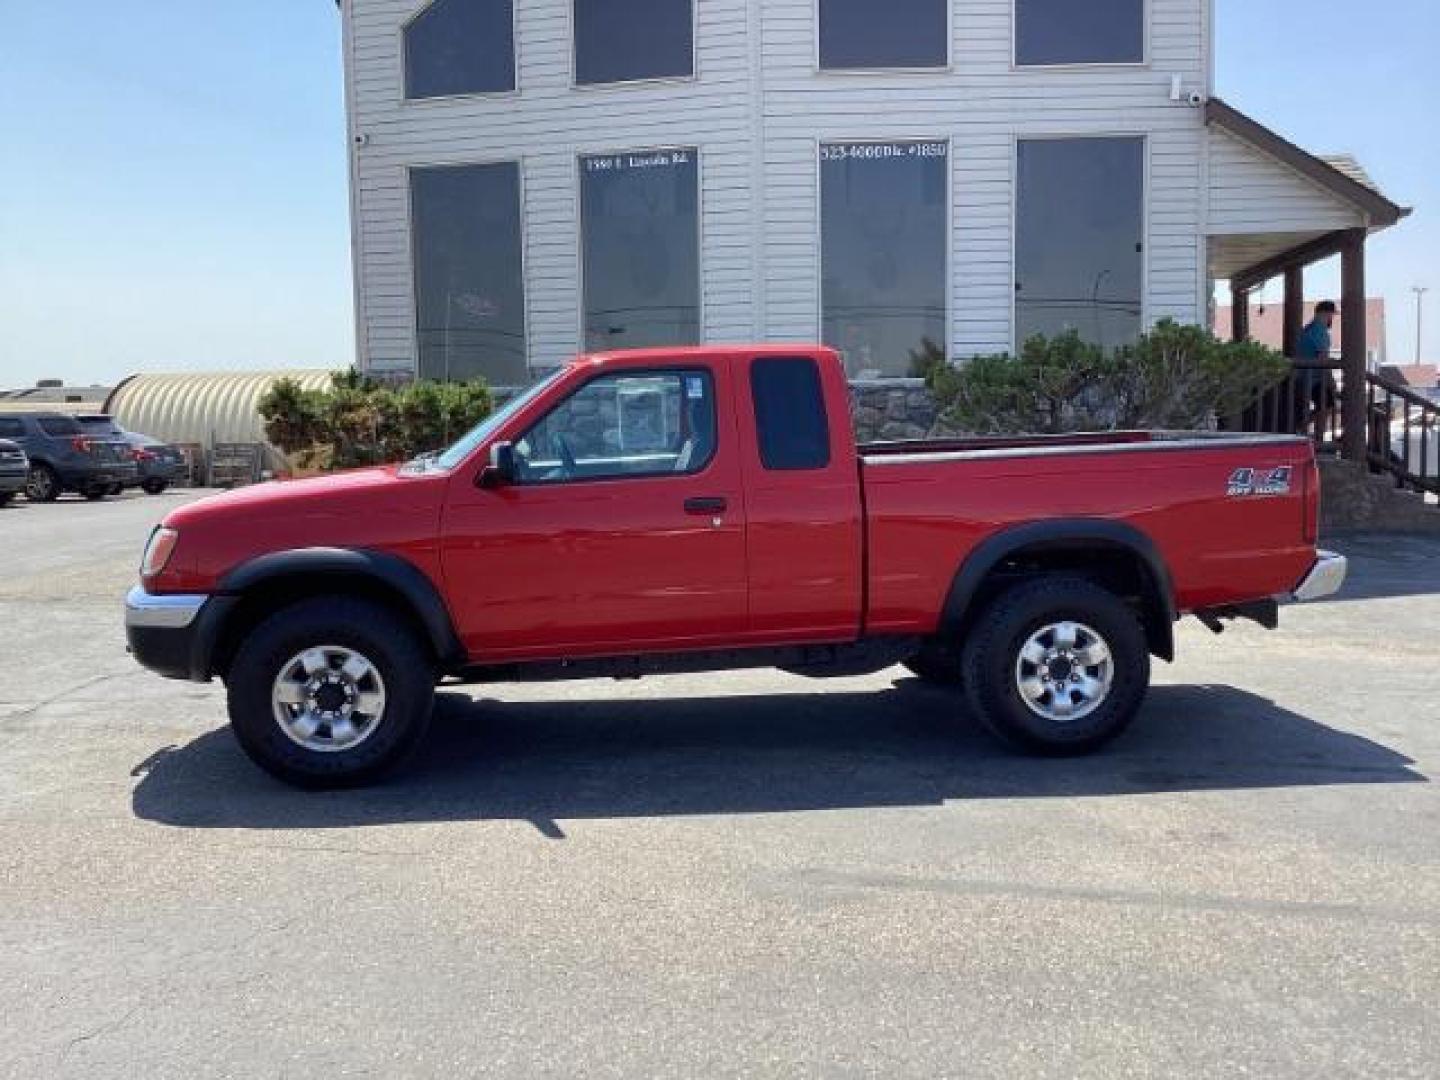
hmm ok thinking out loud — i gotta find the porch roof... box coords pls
[1204,98,1410,285]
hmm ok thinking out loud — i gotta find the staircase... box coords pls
[1246,362,1440,532]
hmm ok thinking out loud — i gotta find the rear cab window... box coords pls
[750,357,831,471]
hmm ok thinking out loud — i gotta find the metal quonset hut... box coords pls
[104,370,333,475]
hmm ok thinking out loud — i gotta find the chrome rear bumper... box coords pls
[1290,551,1348,602]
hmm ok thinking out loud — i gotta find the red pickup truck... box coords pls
[125,346,1344,787]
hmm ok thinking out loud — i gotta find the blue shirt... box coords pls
[1297,319,1332,360]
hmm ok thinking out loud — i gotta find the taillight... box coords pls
[133,448,155,462]
[70,436,92,453]
[141,527,179,578]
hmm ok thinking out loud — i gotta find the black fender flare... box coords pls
[218,547,465,666]
[938,519,1177,661]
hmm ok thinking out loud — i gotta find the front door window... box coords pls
[513,369,716,483]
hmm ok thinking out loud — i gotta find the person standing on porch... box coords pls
[1296,300,1339,437]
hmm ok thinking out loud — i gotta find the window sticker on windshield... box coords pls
[685,375,704,400]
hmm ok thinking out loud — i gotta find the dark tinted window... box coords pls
[1016,0,1144,65]
[77,416,121,435]
[574,0,692,85]
[38,417,82,437]
[581,149,699,351]
[404,0,515,99]
[751,358,831,471]
[515,370,715,483]
[0,419,23,437]
[819,0,947,69]
[411,161,528,385]
[1015,137,1144,350]
[821,141,947,378]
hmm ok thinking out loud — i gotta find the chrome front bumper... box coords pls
[1290,551,1348,602]
[124,585,210,628]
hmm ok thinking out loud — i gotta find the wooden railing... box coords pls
[1239,361,1440,499]
[1366,375,1440,497]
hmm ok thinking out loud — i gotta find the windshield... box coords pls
[434,368,567,470]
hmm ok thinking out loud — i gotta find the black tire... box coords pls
[25,464,60,502]
[108,482,125,496]
[902,643,964,687]
[0,492,13,507]
[961,576,1150,756]
[226,597,436,788]
[83,485,108,501]
[141,477,168,495]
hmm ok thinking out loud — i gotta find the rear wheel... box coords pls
[0,492,13,507]
[962,576,1150,756]
[141,477,168,495]
[25,464,60,502]
[226,597,435,788]
[83,485,108,501]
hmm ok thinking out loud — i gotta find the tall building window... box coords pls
[821,141,948,378]
[1015,137,1145,350]
[1015,0,1144,66]
[410,162,528,385]
[580,149,700,351]
[403,0,515,99]
[818,0,948,70]
[573,0,693,85]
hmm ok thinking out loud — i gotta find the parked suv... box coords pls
[0,438,27,507]
[0,413,138,501]
[75,414,184,495]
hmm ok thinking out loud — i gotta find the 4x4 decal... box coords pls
[1227,466,1293,498]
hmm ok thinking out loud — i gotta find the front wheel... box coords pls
[226,597,435,788]
[962,576,1150,756]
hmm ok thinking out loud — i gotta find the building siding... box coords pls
[1206,127,1364,236]
[346,0,1212,377]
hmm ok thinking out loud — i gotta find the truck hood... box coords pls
[165,466,444,526]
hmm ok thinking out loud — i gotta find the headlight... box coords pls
[141,527,179,577]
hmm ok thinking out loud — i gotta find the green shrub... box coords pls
[260,370,494,471]
[923,321,1289,435]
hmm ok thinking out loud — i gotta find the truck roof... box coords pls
[574,344,839,367]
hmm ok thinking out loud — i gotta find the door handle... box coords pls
[684,496,727,515]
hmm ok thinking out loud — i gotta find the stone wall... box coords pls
[848,379,943,443]
[1319,458,1440,535]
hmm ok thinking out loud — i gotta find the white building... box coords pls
[340,0,1407,386]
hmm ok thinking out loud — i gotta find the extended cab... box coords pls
[125,346,1344,787]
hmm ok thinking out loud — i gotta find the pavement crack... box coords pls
[0,669,146,727]
[59,1004,142,1064]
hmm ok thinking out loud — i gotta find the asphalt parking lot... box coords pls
[2,490,1439,1078]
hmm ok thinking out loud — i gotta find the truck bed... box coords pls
[857,429,1317,631]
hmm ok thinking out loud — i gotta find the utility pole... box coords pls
[1415,286,1429,365]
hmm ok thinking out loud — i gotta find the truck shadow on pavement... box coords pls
[130,680,1426,835]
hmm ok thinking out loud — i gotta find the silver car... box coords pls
[0,438,28,507]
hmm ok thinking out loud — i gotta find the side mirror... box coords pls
[478,441,515,488]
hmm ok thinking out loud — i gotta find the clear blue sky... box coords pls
[1,0,1436,388]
